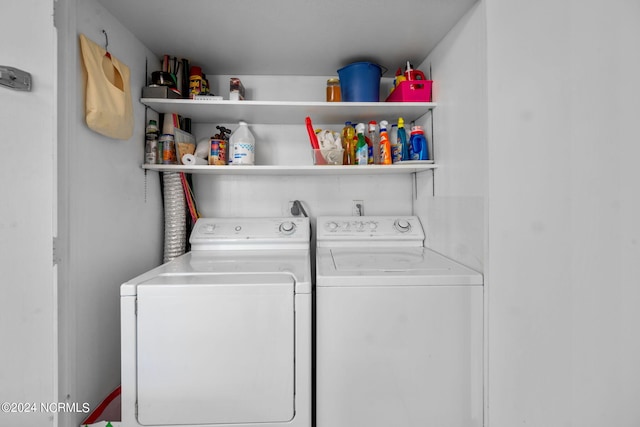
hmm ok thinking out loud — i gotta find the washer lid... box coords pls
[317,247,483,286]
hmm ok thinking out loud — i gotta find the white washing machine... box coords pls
[315,216,483,427]
[121,217,311,427]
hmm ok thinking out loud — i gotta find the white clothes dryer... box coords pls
[315,216,483,427]
[121,217,311,427]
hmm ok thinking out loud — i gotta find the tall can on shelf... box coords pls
[145,119,159,164]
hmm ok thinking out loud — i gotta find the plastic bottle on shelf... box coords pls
[342,121,356,165]
[189,66,205,98]
[392,67,404,94]
[145,119,159,164]
[229,121,255,165]
[410,125,429,160]
[379,120,392,165]
[390,123,401,163]
[397,117,409,161]
[367,121,378,164]
[354,123,368,165]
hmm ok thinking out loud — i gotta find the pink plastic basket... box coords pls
[385,80,433,102]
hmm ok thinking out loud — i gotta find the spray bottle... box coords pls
[354,123,368,165]
[367,121,378,164]
[379,120,392,165]
[397,117,409,161]
[390,123,400,163]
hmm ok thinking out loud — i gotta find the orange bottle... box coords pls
[379,120,392,165]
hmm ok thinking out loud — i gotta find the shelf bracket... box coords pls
[412,172,418,200]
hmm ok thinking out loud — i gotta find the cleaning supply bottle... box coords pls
[410,125,429,160]
[229,121,255,165]
[397,117,409,161]
[342,121,355,165]
[349,123,358,165]
[189,66,205,98]
[379,120,392,165]
[354,123,368,165]
[367,121,378,164]
[404,61,427,89]
[390,123,401,163]
[392,67,405,93]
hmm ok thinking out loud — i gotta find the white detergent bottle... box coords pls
[229,121,255,165]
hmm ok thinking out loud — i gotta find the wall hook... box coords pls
[102,29,112,58]
[102,29,109,51]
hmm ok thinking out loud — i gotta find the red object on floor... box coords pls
[81,385,121,424]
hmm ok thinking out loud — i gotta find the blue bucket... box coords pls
[337,62,382,102]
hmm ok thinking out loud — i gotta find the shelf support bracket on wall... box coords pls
[0,65,32,91]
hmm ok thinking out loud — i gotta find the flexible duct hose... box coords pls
[162,172,186,263]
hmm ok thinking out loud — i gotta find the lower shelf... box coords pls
[142,163,436,176]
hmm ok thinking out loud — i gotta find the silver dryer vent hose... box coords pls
[162,172,186,263]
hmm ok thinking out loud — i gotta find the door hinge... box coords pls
[53,237,61,265]
[53,0,58,28]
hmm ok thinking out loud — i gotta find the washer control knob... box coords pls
[327,221,339,231]
[279,221,297,235]
[394,219,412,233]
[368,222,378,230]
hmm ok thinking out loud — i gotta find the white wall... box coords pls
[56,1,164,426]
[485,0,640,425]
[0,1,56,426]
[417,2,487,273]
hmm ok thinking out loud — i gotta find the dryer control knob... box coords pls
[279,221,297,235]
[327,221,339,231]
[394,219,412,232]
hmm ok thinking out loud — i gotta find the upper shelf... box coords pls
[141,99,436,125]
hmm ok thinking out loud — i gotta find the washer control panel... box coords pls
[190,217,310,249]
[317,216,425,241]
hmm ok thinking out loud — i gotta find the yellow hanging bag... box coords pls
[79,33,133,140]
